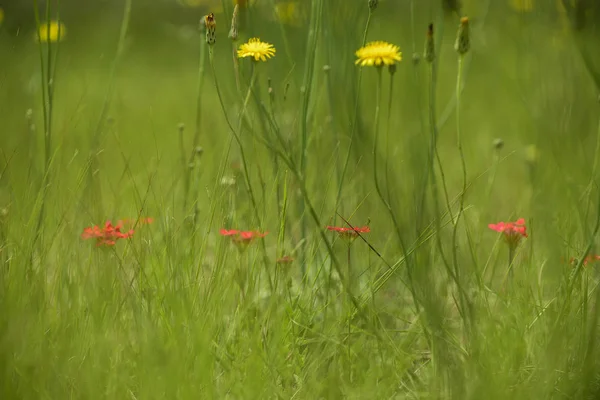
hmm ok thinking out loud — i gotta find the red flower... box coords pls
[488,218,527,248]
[220,229,268,249]
[81,220,134,247]
[327,225,370,242]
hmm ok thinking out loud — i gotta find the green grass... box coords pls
[1,0,600,398]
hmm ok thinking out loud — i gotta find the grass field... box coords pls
[1,0,600,398]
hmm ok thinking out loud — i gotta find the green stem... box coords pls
[210,49,273,292]
[451,55,467,272]
[335,7,374,214]
[184,34,207,213]
[451,53,470,328]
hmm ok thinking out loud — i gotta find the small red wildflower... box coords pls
[327,225,370,242]
[81,221,134,247]
[488,218,527,248]
[220,228,268,250]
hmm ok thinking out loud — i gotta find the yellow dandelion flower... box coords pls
[355,41,402,67]
[237,38,276,62]
[37,21,66,43]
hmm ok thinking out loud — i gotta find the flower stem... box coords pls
[209,49,274,292]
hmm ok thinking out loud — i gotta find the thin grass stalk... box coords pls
[297,0,323,278]
[335,3,374,215]
[183,33,207,214]
[84,0,133,220]
[450,54,470,326]
[209,49,274,292]
[370,67,417,308]
[31,0,58,253]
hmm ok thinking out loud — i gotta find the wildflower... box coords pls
[424,23,435,63]
[81,221,134,247]
[355,41,402,67]
[488,218,528,248]
[37,21,67,43]
[237,38,276,62]
[204,13,216,45]
[327,225,370,243]
[220,228,268,250]
[454,17,470,55]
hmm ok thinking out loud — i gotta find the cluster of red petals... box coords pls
[570,254,600,267]
[81,221,135,246]
[488,218,527,247]
[220,229,268,244]
[327,225,370,241]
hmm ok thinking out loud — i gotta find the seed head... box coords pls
[228,5,239,41]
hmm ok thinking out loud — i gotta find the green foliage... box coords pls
[1,0,600,398]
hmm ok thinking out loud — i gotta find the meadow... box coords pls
[1,0,600,398]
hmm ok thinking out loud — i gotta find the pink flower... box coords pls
[326,225,370,242]
[488,218,528,248]
[81,220,134,247]
[220,229,268,250]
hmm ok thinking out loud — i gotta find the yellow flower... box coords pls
[37,21,66,43]
[237,38,276,62]
[509,0,534,12]
[355,41,402,67]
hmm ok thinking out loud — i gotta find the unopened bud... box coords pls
[388,64,396,75]
[412,52,420,65]
[454,16,470,55]
[493,138,504,151]
[368,0,378,11]
[204,13,216,46]
[424,23,435,63]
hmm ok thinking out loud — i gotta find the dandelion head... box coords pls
[37,21,67,43]
[237,38,276,62]
[355,41,402,67]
